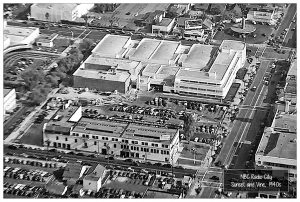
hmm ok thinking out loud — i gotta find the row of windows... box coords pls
[121,144,170,155]
[178,91,223,98]
[58,135,167,148]
[179,86,222,93]
[180,79,220,86]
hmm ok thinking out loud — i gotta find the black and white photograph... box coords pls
[2,1,297,199]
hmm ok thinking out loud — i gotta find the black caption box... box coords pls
[223,169,289,192]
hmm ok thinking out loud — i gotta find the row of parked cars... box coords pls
[4,182,47,198]
[83,108,182,130]
[3,166,51,182]
[4,155,60,168]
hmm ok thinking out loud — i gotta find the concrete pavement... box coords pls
[4,88,59,144]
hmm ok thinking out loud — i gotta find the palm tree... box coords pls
[45,12,50,29]
[45,139,51,151]
[45,12,50,21]
[183,113,195,145]
[82,14,89,28]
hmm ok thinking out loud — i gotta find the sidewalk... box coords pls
[4,88,59,144]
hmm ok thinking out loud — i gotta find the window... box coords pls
[114,144,116,148]
[166,151,169,155]
[75,139,77,143]
[94,141,97,145]
[141,148,143,152]
[104,143,107,146]
[131,146,133,150]
[56,136,59,140]
[150,149,153,153]
[142,142,144,145]
[84,142,87,147]
[86,135,89,138]
[145,142,148,146]
[65,137,68,141]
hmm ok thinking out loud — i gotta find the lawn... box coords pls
[262,47,291,59]
[19,121,45,146]
[214,23,274,44]
[179,142,210,161]
[104,177,148,193]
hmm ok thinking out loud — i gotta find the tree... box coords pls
[183,113,195,145]
[45,12,50,21]
[79,38,94,54]
[20,69,45,90]
[82,14,89,27]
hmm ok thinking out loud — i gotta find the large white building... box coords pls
[73,34,245,100]
[247,7,277,25]
[174,40,246,100]
[4,24,39,46]
[255,112,297,181]
[4,89,17,114]
[30,3,94,22]
[43,106,180,164]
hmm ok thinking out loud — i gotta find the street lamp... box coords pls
[192,147,196,165]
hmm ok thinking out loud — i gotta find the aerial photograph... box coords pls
[2,2,297,199]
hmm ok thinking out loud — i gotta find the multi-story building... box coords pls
[255,112,297,181]
[174,40,246,100]
[247,7,277,25]
[43,106,180,164]
[4,24,39,46]
[152,18,176,34]
[30,3,94,22]
[73,34,245,100]
[3,88,17,114]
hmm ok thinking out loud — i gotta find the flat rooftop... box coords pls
[92,34,131,57]
[176,69,216,82]
[84,55,140,71]
[273,113,297,133]
[142,64,161,76]
[122,124,178,143]
[73,66,130,82]
[4,25,38,44]
[48,106,79,126]
[73,117,178,143]
[73,118,128,138]
[149,40,180,64]
[219,40,245,51]
[182,44,216,69]
[256,131,296,160]
[130,38,161,61]
[32,3,78,10]
[158,18,173,26]
[158,65,180,76]
[210,51,237,80]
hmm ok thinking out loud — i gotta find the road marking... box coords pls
[283,12,297,43]
[223,60,270,165]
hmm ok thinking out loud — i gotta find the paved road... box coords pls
[275,4,297,39]
[3,146,196,178]
[215,59,271,167]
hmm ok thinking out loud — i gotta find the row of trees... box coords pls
[93,3,119,14]
[20,39,93,105]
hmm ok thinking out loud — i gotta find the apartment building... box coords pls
[43,106,180,164]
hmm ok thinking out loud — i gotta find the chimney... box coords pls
[285,100,290,113]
